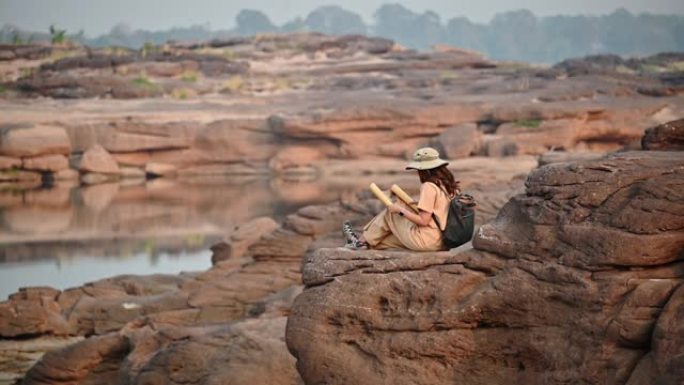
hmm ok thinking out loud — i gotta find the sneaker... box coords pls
[342,221,368,249]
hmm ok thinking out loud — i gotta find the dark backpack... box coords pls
[433,193,476,249]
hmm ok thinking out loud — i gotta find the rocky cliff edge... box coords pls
[286,139,684,385]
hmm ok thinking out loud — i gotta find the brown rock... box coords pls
[22,154,69,172]
[484,136,519,157]
[286,149,684,385]
[249,228,313,262]
[95,120,196,153]
[79,144,120,174]
[143,62,186,77]
[284,205,348,237]
[120,166,146,179]
[53,168,79,180]
[537,151,606,166]
[0,287,70,337]
[433,123,482,159]
[194,119,277,162]
[211,216,279,264]
[132,318,302,385]
[145,162,178,177]
[0,155,21,169]
[111,152,151,167]
[0,169,42,182]
[0,124,71,157]
[0,336,85,383]
[475,151,684,269]
[23,333,130,384]
[642,118,684,151]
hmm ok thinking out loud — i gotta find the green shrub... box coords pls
[180,70,199,83]
[49,24,68,45]
[669,61,684,72]
[222,75,245,92]
[171,88,194,99]
[274,77,291,91]
[141,42,156,58]
[11,30,24,45]
[19,67,35,78]
[439,70,459,80]
[143,239,157,256]
[515,118,542,128]
[185,233,204,247]
[131,74,158,90]
[223,49,236,60]
[641,64,665,74]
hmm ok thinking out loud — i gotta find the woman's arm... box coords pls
[388,204,433,227]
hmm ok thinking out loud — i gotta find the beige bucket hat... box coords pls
[405,147,449,170]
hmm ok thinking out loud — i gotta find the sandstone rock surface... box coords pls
[286,150,684,385]
[0,156,21,170]
[3,34,684,385]
[211,216,279,264]
[642,118,684,151]
[433,123,481,159]
[21,154,69,172]
[0,125,71,157]
[79,144,120,175]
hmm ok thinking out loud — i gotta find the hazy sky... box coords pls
[2,0,683,37]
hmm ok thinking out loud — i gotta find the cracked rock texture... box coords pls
[286,149,684,385]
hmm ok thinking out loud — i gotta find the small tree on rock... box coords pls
[49,24,68,45]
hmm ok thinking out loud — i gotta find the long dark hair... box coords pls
[418,165,460,197]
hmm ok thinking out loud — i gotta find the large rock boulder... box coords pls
[475,151,684,269]
[0,287,70,337]
[85,121,197,153]
[286,150,684,385]
[642,118,684,151]
[79,144,120,174]
[22,317,303,385]
[0,124,71,157]
[211,216,279,264]
[432,123,482,159]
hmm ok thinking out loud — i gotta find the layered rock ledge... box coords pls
[286,149,684,385]
[2,34,683,189]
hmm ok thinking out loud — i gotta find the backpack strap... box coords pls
[431,186,464,231]
[430,183,452,230]
[431,212,442,230]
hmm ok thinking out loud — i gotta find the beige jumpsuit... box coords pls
[362,182,451,251]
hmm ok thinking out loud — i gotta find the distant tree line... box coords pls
[2,4,683,63]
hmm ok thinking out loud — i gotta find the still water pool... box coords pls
[0,175,388,299]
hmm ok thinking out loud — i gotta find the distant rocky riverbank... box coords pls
[1,34,683,189]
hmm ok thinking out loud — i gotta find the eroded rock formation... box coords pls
[0,153,533,384]
[286,148,684,384]
[1,34,682,189]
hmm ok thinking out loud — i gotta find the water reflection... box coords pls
[0,174,416,298]
[0,250,214,299]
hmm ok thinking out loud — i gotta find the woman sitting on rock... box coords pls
[343,147,457,251]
